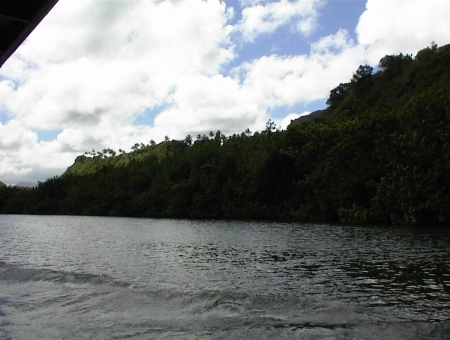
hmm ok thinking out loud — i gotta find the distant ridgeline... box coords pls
[1,43,450,225]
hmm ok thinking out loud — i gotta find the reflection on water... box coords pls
[0,215,449,338]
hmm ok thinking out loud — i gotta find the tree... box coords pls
[265,119,278,134]
[326,82,350,107]
[378,54,413,79]
[351,65,373,83]
[184,135,192,146]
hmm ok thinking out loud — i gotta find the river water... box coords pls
[0,215,449,339]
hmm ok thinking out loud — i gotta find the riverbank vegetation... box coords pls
[1,43,449,225]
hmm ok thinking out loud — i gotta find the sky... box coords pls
[1,0,449,186]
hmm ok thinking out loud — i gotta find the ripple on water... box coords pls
[1,216,450,337]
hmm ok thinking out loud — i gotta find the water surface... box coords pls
[1,215,449,339]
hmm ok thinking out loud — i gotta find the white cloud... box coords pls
[152,73,266,139]
[236,0,324,42]
[235,34,365,109]
[1,0,235,129]
[356,0,450,63]
[0,0,237,184]
[0,120,70,184]
[311,29,354,55]
[0,120,37,152]
[150,28,365,142]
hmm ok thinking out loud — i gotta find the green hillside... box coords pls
[2,43,450,225]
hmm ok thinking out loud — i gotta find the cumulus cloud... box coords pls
[0,0,236,184]
[0,120,71,184]
[356,0,450,63]
[235,34,364,109]
[1,0,234,128]
[151,28,364,141]
[236,0,324,42]
[152,74,264,139]
[311,29,354,55]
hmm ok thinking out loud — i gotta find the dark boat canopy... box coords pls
[0,0,59,68]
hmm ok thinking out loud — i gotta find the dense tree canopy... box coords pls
[1,43,450,225]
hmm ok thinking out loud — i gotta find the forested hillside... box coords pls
[1,43,449,225]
